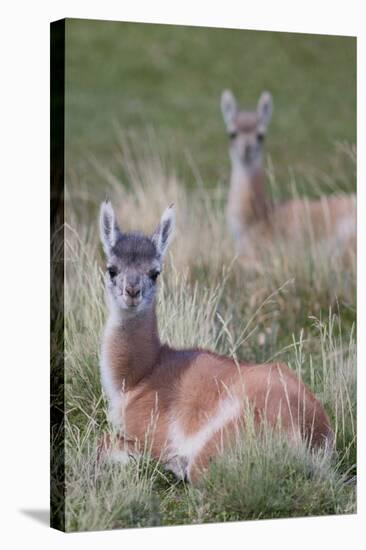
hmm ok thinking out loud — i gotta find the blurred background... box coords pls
[65,19,356,195]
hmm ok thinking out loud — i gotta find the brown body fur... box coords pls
[102,309,332,481]
[227,166,356,259]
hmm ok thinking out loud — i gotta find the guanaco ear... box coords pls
[257,91,273,130]
[151,204,175,258]
[99,200,120,255]
[221,90,237,132]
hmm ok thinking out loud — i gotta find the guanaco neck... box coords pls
[228,159,272,233]
[104,300,162,393]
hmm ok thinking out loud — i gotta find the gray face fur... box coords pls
[100,201,175,315]
[221,90,273,168]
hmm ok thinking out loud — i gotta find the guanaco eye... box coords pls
[107,266,117,278]
[149,269,160,282]
[228,131,237,140]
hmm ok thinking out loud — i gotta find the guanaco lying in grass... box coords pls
[98,201,333,482]
[221,90,356,259]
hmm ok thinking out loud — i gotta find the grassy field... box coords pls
[65,19,356,192]
[61,19,356,532]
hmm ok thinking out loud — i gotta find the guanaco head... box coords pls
[99,201,175,314]
[221,90,273,169]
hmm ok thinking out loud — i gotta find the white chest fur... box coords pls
[99,319,127,430]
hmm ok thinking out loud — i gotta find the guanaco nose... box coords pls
[125,284,141,298]
[125,273,141,298]
[244,143,254,163]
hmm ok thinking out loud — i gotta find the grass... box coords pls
[63,140,356,532]
[60,19,356,532]
[65,19,356,191]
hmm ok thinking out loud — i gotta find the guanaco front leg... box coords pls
[97,432,140,464]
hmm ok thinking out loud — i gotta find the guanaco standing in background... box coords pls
[98,201,333,482]
[220,90,356,258]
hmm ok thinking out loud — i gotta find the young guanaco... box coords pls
[98,201,333,482]
[221,90,356,258]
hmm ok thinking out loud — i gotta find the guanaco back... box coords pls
[98,201,333,482]
[221,90,356,258]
